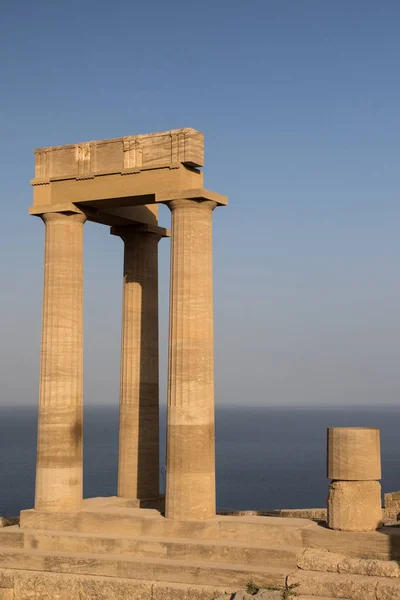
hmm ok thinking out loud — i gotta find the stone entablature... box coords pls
[32,128,204,183]
[29,128,226,229]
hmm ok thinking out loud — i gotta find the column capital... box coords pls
[157,187,227,207]
[167,198,217,213]
[41,212,86,225]
[110,223,169,241]
[30,202,85,217]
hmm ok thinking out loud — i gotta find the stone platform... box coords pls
[0,501,305,599]
[0,500,399,598]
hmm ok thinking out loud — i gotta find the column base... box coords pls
[84,495,165,512]
[327,480,383,531]
[115,495,165,512]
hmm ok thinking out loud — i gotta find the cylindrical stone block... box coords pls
[116,228,161,500]
[35,212,86,512]
[327,427,381,481]
[165,199,217,521]
[328,480,383,531]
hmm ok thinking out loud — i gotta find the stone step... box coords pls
[1,527,299,568]
[298,548,400,578]
[0,568,233,600]
[297,597,351,600]
[303,521,400,561]
[0,528,22,549]
[20,508,310,545]
[287,569,397,599]
[0,547,290,589]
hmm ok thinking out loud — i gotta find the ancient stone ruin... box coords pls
[30,128,226,521]
[0,129,399,599]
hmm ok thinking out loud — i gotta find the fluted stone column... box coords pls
[112,226,163,500]
[35,212,86,513]
[165,199,217,520]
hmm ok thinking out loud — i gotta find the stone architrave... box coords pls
[165,199,218,521]
[35,212,85,513]
[111,225,166,501]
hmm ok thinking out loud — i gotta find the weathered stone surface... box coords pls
[0,569,233,600]
[327,427,381,481]
[328,480,382,531]
[5,512,400,599]
[0,518,19,529]
[298,548,341,572]
[338,556,399,578]
[35,212,85,513]
[297,597,351,600]
[302,520,400,560]
[247,591,282,599]
[0,529,23,549]
[337,557,371,576]
[217,517,306,545]
[280,509,327,521]
[34,573,80,600]
[219,509,327,522]
[215,591,282,600]
[29,129,227,232]
[0,546,289,590]
[377,579,400,599]
[19,508,312,546]
[233,592,258,600]
[78,577,150,600]
[0,571,13,589]
[19,527,297,568]
[20,510,79,532]
[30,129,227,524]
[152,582,231,600]
[384,491,400,520]
[298,547,400,578]
[385,491,400,506]
[13,572,37,600]
[366,558,400,578]
[256,592,282,600]
[113,227,163,501]
[165,199,218,521]
[33,129,204,181]
[13,572,150,600]
[287,570,378,600]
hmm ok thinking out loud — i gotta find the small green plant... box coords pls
[245,579,260,595]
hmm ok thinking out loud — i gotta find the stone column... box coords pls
[112,226,163,501]
[165,199,217,520]
[35,212,86,513]
[327,427,382,531]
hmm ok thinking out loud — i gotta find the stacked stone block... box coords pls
[327,427,382,531]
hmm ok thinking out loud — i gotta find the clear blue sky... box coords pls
[1,0,399,407]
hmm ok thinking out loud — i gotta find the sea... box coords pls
[0,405,399,517]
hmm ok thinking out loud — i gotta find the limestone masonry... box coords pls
[1,128,399,599]
[30,128,227,521]
[327,427,383,532]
